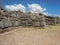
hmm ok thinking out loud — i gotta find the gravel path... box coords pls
[0,25,60,45]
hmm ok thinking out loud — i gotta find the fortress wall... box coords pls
[0,3,60,30]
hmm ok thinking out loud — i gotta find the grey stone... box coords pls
[14,21,20,26]
[0,20,4,28]
[2,17,11,28]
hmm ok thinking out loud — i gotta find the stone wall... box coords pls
[0,12,46,29]
[0,11,60,29]
[0,3,60,30]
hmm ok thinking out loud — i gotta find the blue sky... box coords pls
[0,0,60,16]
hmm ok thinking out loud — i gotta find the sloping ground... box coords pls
[0,25,60,45]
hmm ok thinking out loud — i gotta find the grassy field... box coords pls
[0,25,60,45]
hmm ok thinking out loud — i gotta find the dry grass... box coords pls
[0,25,60,45]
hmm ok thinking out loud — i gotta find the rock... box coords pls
[14,21,20,26]
[0,20,4,28]
[3,17,12,28]
[33,21,40,27]
[0,17,12,29]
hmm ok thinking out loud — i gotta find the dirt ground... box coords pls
[0,25,60,45]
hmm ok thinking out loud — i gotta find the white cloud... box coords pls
[5,4,26,12]
[42,12,48,15]
[28,4,46,13]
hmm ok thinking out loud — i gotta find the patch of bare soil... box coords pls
[0,25,60,45]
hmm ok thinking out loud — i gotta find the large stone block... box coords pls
[0,17,12,29]
[0,20,4,28]
[14,21,20,26]
[33,21,40,27]
[25,20,32,26]
[4,18,12,27]
[11,20,20,27]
